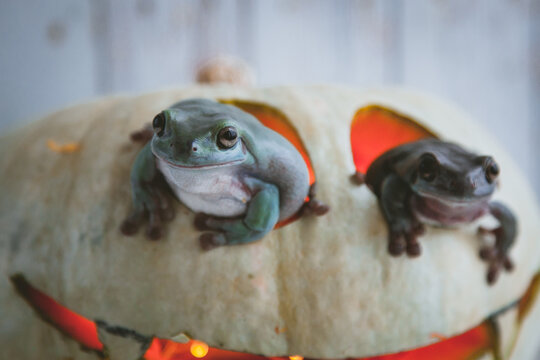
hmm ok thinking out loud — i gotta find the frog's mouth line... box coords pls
[160,157,245,170]
[416,191,493,207]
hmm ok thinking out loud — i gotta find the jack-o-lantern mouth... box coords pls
[10,272,540,360]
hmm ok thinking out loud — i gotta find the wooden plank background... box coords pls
[0,1,539,357]
[1,0,537,189]
[2,0,537,193]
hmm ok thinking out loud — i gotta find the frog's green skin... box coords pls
[363,139,517,285]
[121,98,325,249]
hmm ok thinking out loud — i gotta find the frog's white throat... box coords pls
[157,158,252,217]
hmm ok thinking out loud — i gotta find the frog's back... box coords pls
[244,125,310,221]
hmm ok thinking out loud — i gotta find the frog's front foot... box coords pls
[301,183,330,216]
[478,226,514,285]
[121,184,175,240]
[194,213,236,250]
[194,213,223,250]
[350,171,365,185]
[387,221,425,257]
[479,243,514,285]
[477,202,517,285]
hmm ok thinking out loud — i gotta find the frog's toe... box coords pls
[120,210,144,236]
[146,225,163,240]
[120,219,139,236]
[479,246,497,261]
[406,240,421,257]
[388,235,406,256]
[194,213,213,231]
[308,199,330,216]
[350,171,365,185]
[412,223,425,236]
[304,183,330,216]
[503,257,514,271]
[486,264,500,285]
[199,233,226,251]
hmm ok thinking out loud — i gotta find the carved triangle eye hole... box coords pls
[350,105,437,174]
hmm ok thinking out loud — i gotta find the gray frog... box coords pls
[356,139,517,285]
[122,99,328,249]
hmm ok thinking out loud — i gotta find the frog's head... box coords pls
[150,99,250,169]
[410,149,500,203]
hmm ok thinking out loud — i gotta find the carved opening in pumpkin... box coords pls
[10,271,540,360]
[219,99,315,228]
[144,321,497,360]
[350,105,438,175]
[10,274,104,354]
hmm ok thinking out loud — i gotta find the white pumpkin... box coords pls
[0,85,539,360]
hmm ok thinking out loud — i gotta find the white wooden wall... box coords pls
[1,0,539,201]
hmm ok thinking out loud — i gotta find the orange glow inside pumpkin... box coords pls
[16,271,540,360]
[518,271,540,323]
[219,100,316,228]
[9,274,103,352]
[350,105,436,174]
[220,100,315,186]
[143,322,495,360]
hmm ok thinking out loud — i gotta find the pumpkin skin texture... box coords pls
[0,85,539,360]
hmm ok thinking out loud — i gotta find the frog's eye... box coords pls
[217,126,238,149]
[484,157,500,183]
[418,153,439,182]
[152,113,166,137]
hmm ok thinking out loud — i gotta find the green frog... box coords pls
[121,99,328,249]
[357,139,517,284]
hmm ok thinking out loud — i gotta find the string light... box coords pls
[190,340,209,358]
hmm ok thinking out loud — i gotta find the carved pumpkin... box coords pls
[1,85,539,360]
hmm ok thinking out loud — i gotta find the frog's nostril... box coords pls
[192,146,198,152]
[169,142,174,148]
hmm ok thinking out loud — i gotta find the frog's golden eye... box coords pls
[152,112,166,137]
[484,157,500,183]
[217,126,238,149]
[418,153,439,182]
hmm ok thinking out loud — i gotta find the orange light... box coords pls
[9,274,103,352]
[220,100,315,186]
[47,139,81,153]
[430,333,448,341]
[12,269,540,360]
[350,105,436,174]
[191,340,209,358]
[220,100,316,228]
